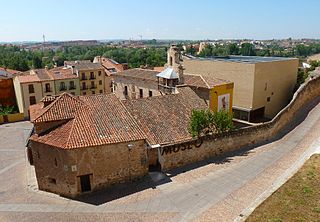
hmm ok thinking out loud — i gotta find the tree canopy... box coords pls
[0,45,167,71]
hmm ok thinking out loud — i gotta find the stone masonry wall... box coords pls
[160,75,320,171]
[31,139,148,197]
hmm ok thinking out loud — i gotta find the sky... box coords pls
[0,0,319,42]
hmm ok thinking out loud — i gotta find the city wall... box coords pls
[160,75,320,171]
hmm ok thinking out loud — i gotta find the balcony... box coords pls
[45,89,52,93]
[69,86,76,90]
[81,77,87,81]
[90,85,97,89]
[81,86,87,90]
[89,76,96,80]
[59,87,67,91]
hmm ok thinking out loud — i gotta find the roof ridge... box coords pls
[33,93,84,123]
[199,75,210,88]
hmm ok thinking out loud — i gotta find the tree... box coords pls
[189,109,233,137]
[228,43,240,55]
[240,43,256,56]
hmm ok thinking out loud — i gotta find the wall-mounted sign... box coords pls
[218,94,230,112]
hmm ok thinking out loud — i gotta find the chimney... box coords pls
[178,64,185,85]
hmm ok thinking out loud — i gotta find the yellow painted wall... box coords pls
[78,70,105,95]
[209,82,234,113]
[7,113,25,122]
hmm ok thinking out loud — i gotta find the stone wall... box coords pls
[160,75,320,171]
[31,139,148,197]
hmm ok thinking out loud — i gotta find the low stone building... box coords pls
[28,93,147,197]
[114,67,234,113]
[28,87,209,196]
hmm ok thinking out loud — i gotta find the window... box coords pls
[54,158,58,167]
[265,83,268,91]
[45,83,51,92]
[82,82,86,90]
[83,92,86,95]
[99,80,102,85]
[90,72,95,79]
[169,56,173,66]
[99,90,103,94]
[149,90,153,97]
[267,97,271,102]
[71,92,75,95]
[139,89,143,98]
[81,73,86,80]
[124,86,128,96]
[69,81,75,90]
[91,81,95,89]
[92,91,95,94]
[48,178,56,184]
[60,82,66,91]
[98,71,102,76]
[28,84,35,94]
[29,96,36,105]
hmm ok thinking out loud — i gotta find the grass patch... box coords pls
[246,154,320,222]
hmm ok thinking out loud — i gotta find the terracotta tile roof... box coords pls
[16,73,41,83]
[48,67,77,80]
[0,67,21,79]
[65,60,104,71]
[184,74,231,89]
[122,87,207,146]
[115,68,231,89]
[115,68,159,81]
[30,93,146,149]
[153,67,165,72]
[32,93,85,123]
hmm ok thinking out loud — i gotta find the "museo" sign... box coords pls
[160,139,203,155]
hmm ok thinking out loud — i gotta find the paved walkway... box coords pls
[0,99,320,222]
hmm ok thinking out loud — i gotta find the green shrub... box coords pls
[189,109,233,137]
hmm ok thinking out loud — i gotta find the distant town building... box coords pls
[0,67,20,107]
[64,60,106,96]
[93,56,128,93]
[13,67,80,118]
[171,46,299,122]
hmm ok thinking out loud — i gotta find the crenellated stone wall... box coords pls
[160,75,320,171]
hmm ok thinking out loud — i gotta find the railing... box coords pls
[158,84,176,94]
[81,77,87,80]
[45,89,52,93]
[60,87,67,91]
[89,76,96,80]
[69,86,76,90]
[90,85,97,89]
[82,86,87,90]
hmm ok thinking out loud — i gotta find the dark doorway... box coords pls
[79,174,92,192]
[250,107,266,123]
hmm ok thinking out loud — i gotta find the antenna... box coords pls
[43,34,46,44]
[139,35,142,41]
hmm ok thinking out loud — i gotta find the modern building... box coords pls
[28,87,206,197]
[64,60,106,96]
[13,67,79,118]
[168,46,299,121]
[0,67,20,107]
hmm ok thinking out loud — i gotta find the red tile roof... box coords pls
[122,87,208,145]
[30,93,146,149]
